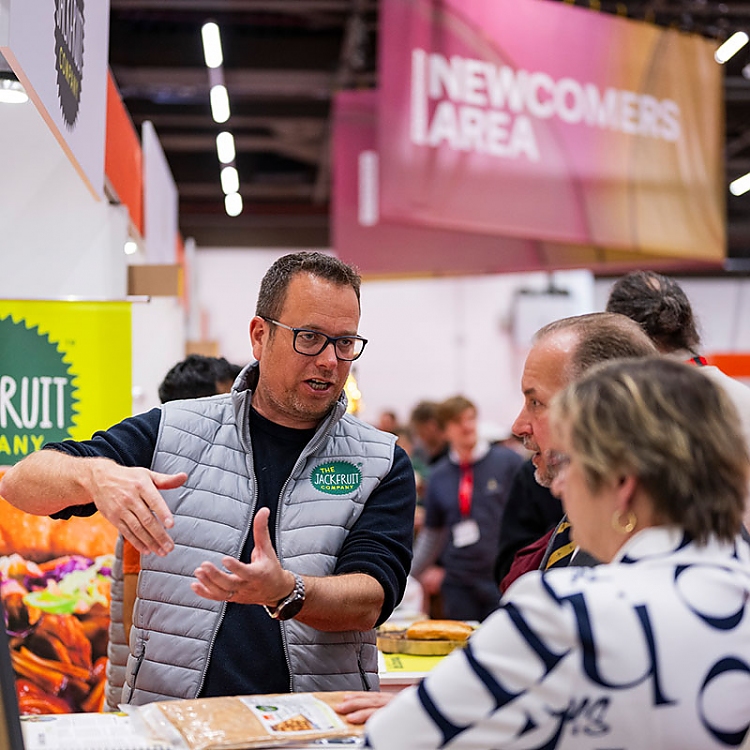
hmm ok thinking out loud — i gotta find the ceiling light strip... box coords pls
[202,20,242,216]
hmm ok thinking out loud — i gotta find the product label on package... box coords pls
[242,695,343,735]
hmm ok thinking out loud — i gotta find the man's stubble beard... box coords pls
[534,463,555,488]
[260,382,340,425]
[524,436,556,488]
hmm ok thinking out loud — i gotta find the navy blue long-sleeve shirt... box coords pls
[46,405,416,695]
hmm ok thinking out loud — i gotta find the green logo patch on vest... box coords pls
[310,461,362,495]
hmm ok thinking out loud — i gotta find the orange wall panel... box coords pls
[705,354,750,379]
[105,70,143,235]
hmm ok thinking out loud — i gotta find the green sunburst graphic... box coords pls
[0,316,80,460]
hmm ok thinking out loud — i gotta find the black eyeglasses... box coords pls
[261,317,368,361]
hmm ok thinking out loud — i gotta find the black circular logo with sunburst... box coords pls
[54,0,85,129]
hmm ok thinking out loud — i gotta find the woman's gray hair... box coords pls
[550,357,748,543]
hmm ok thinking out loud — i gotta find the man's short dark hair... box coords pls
[255,252,362,320]
[214,358,242,386]
[605,270,701,354]
[410,400,441,425]
[158,354,238,403]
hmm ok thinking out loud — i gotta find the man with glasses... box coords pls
[0,252,416,707]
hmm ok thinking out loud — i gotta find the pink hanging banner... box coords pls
[332,90,723,277]
[378,0,725,261]
[332,90,546,277]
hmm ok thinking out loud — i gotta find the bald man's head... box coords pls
[512,312,657,486]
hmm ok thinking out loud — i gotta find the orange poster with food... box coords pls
[0,474,118,715]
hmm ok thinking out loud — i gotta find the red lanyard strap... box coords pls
[458,463,473,517]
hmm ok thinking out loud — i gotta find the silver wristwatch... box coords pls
[263,572,305,620]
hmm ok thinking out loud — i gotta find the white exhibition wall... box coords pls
[0,99,128,300]
[130,296,188,412]
[193,248,750,437]
[0,96,186,415]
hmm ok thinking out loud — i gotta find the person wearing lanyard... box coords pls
[409,396,523,622]
[606,269,750,530]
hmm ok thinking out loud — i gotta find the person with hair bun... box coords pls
[358,357,750,749]
[606,269,750,530]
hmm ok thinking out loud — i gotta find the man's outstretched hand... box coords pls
[192,507,296,605]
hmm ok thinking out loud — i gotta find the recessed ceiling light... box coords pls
[715,31,749,63]
[225,192,243,217]
[0,77,28,104]
[216,131,236,163]
[220,166,239,195]
[730,173,750,196]
[210,84,230,123]
[201,22,223,68]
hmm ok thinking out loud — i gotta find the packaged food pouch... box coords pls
[127,692,364,750]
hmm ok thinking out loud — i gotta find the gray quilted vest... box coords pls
[119,363,396,705]
[105,536,128,710]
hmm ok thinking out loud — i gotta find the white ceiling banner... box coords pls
[0,0,110,199]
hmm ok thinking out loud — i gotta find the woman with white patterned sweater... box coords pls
[338,356,750,749]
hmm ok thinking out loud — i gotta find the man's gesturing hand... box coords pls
[87,460,184,556]
[192,507,296,605]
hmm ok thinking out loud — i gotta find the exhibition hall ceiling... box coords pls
[108,0,750,266]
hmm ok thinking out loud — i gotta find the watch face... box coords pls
[277,596,304,621]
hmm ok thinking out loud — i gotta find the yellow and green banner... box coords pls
[0,300,132,464]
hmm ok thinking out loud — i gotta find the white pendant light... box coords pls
[0,75,28,104]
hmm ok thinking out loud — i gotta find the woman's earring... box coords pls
[611,509,637,534]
